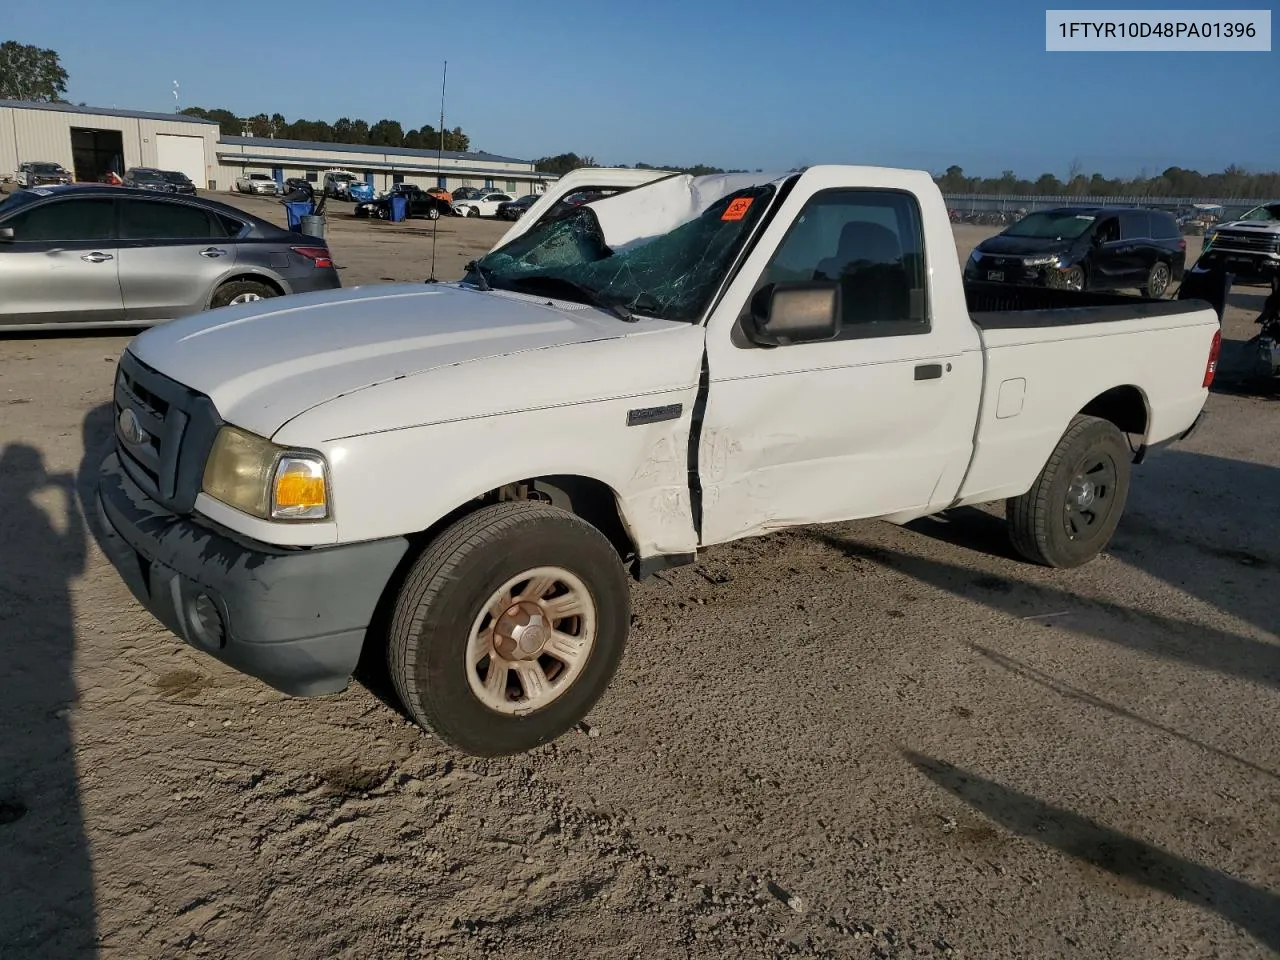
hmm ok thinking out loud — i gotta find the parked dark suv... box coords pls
[965,206,1187,298]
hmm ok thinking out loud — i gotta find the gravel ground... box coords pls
[1,191,1278,960]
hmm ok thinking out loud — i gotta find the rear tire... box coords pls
[1142,261,1172,298]
[210,279,278,309]
[387,501,630,756]
[1006,414,1131,568]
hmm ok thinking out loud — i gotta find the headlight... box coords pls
[1023,255,1062,267]
[969,248,983,262]
[201,425,330,521]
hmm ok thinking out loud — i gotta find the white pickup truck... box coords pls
[96,165,1223,757]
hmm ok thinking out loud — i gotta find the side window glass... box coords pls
[215,214,244,237]
[8,198,114,242]
[120,200,219,240]
[1095,217,1119,244]
[759,189,928,334]
[1118,211,1147,241]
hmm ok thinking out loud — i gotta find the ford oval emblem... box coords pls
[118,408,149,446]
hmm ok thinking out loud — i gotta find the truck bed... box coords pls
[963,278,1228,329]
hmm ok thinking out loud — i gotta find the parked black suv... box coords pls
[965,206,1187,298]
[159,170,197,195]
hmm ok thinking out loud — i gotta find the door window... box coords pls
[120,200,227,240]
[757,189,929,337]
[1093,216,1120,244]
[6,198,115,242]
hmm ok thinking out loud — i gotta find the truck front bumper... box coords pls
[96,452,409,697]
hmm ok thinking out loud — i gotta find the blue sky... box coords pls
[12,0,1277,178]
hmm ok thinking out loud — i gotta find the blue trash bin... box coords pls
[284,201,315,232]
[389,195,408,223]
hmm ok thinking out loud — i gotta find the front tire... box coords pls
[387,501,631,756]
[1059,264,1086,292]
[1006,414,1131,568]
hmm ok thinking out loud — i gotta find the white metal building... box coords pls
[1,99,552,197]
[217,137,554,196]
[1,99,220,185]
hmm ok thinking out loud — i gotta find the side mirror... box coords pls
[0,227,13,242]
[747,282,841,346]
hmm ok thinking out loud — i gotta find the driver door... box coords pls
[696,169,984,546]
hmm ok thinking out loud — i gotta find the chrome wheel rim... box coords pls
[1150,263,1170,297]
[229,292,263,305]
[1064,452,1117,540]
[465,567,596,715]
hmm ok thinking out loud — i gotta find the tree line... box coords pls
[179,107,471,153]
[935,163,1280,199]
[540,152,1280,199]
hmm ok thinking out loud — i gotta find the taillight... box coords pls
[291,245,333,269]
[1177,239,1186,251]
[1203,328,1222,387]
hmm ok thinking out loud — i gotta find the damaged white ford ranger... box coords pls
[96,165,1223,756]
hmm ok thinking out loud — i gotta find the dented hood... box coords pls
[126,282,637,438]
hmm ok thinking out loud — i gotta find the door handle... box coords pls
[81,252,113,263]
[200,248,227,258]
[914,363,943,381]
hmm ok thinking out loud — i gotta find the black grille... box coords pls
[1211,230,1280,254]
[113,351,223,514]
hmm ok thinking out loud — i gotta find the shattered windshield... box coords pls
[467,183,776,323]
[1240,203,1280,221]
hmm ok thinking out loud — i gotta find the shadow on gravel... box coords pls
[904,449,1280,642]
[967,643,1279,783]
[818,537,1280,692]
[0,442,97,958]
[905,750,1280,952]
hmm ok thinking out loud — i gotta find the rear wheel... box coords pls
[1007,414,1131,568]
[387,501,630,756]
[1142,261,1172,298]
[210,279,278,309]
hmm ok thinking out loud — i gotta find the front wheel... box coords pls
[1006,415,1131,568]
[387,501,631,756]
[1059,264,1086,292]
[426,206,440,220]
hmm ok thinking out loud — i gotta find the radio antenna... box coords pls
[427,60,447,283]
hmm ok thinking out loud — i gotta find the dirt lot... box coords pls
[1,189,1278,960]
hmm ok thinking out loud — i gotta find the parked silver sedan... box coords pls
[0,185,340,331]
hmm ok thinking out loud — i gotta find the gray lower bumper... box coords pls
[96,452,409,696]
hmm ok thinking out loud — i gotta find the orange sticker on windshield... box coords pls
[721,197,753,221]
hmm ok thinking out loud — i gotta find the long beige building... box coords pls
[1,98,553,196]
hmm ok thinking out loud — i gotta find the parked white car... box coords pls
[96,164,1222,758]
[234,173,279,195]
[452,192,514,217]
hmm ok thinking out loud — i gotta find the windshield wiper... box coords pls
[463,260,493,291]
[508,275,638,323]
